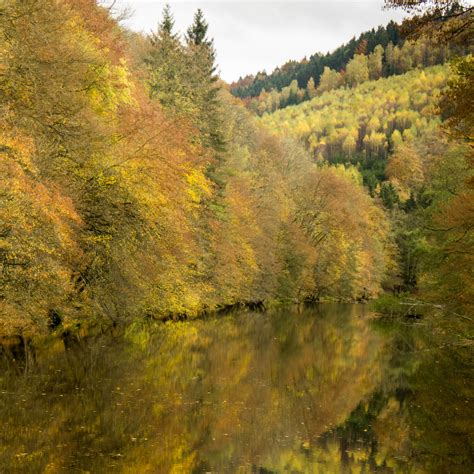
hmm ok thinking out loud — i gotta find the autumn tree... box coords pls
[368,45,384,80]
[441,55,474,142]
[386,0,473,312]
[306,77,317,99]
[384,0,473,44]
[345,54,370,87]
[318,67,342,93]
[0,0,398,338]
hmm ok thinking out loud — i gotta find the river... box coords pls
[0,304,472,472]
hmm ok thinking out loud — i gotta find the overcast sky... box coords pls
[115,1,407,82]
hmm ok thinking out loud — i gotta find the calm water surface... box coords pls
[0,304,472,473]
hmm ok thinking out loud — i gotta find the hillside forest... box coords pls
[0,0,472,339]
[230,22,469,115]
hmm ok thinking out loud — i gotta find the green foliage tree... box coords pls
[380,182,399,209]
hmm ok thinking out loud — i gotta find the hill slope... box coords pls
[261,65,448,191]
[230,21,401,97]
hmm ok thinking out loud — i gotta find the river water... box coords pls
[0,304,472,473]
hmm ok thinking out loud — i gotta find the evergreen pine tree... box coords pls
[154,3,176,40]
[145,4,193,112]
[186,9,211,47]
[185,9,224,152]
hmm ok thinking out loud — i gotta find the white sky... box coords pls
[114,1,407,82]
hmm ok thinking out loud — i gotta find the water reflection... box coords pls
[0,304,472,472]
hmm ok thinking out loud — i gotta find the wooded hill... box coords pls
[260,59,473,312]
[230,21,402,98]
[261,65,447,193]
[0,0,471,339]
[231,21,468,116]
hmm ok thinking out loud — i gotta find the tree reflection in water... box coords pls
[0,304,472,472]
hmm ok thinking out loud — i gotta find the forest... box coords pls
[0,1,472,471]
[262,61,473,311]
[230,21,402,97]
[262,65,448,191]
[0,0,472,340]
[0,0,392,338]
[230,19,469,115]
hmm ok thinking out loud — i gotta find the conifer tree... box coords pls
[186,9,212,47]
[157,3,175,38]
[185,9,224,152]
[145,4,192,112]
